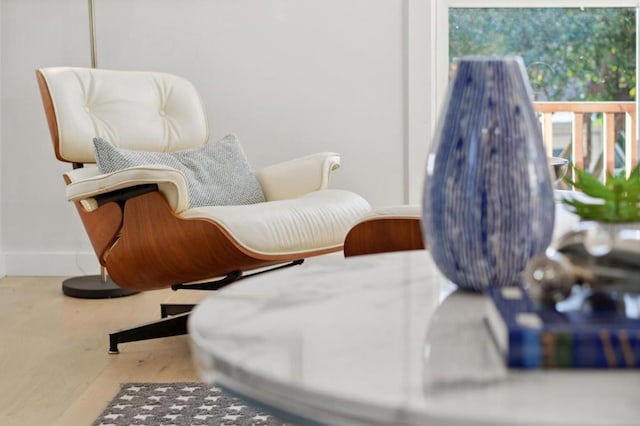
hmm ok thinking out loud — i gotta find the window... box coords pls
[433,1,639,179]
[449,7,636,103]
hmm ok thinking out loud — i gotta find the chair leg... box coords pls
[108,312,190,354]
[109,262,305,353]
[160,303,196,318]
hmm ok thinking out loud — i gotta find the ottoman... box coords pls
[344,205,425,257]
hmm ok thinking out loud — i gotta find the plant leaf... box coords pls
[628,162,640,181]
[563,162,640,223]
[570,166,614,199]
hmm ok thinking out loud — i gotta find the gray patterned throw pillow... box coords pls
[93,135,266,208]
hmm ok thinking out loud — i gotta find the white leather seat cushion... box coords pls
[181,189,371,256]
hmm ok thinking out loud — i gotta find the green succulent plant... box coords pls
[563,162,640,223]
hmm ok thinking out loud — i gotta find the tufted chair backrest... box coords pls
[36,67,209,164]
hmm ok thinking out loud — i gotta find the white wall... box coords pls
[0,2,4,278]
[2,0,98,275]
[94,0,409,200]
[1,0,432,276]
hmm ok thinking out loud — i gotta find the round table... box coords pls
[189,250,640,425]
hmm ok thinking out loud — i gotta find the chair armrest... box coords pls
[255,152,341,201]
[64,165,190,213]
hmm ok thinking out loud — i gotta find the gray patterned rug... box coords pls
[93,382,290,425]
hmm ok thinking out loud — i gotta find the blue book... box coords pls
[485,285,640,368]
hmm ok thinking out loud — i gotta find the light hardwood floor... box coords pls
[0,276,208,426]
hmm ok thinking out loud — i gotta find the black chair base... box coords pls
[160,303,196,318]
[107,261,304,353]
[62,275,139,299]
[109,303,196,354]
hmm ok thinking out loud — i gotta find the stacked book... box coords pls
[485,285,640,368]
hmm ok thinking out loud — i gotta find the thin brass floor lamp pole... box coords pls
[89,0,97,69]
[60,0,137,298]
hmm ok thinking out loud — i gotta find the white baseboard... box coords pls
[5,252,101,276]
[0,252,6,278]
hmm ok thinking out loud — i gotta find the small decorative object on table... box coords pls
[526,162,640,304]
[422,55,555,291]
[506,164,640,369]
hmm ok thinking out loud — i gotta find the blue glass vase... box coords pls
[422,56,555,291]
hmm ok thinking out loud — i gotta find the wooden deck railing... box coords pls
[533,102,637,179]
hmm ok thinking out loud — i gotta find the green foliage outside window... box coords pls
[449,8,636,102]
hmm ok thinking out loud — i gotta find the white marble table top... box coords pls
[189,249,640,426]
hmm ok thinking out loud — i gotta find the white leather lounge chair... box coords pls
[36,67,371,352]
